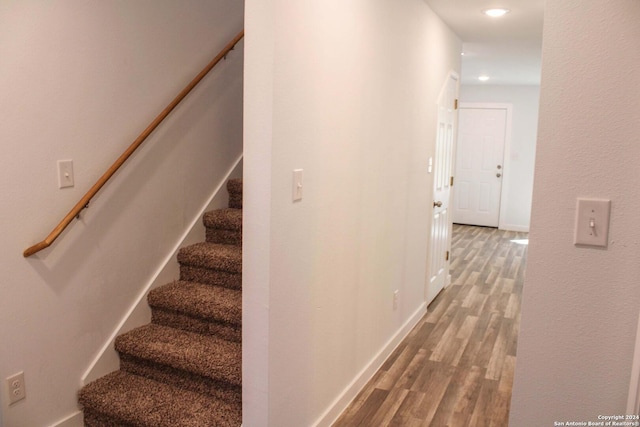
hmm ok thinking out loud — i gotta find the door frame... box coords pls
[457,102,513,230]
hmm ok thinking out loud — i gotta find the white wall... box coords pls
[244,0,461,425]
[459,85,539,231]
[0,1,243,426]
[510,0,640,423]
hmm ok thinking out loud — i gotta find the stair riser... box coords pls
[178,251,242,274]
[120,356,241,402]
[180,266,241,290]
[83,410,131,427]
[227,179,242,209]
[229,195,242,209]
[151,309,241,342]
[206,229,242,246]
[203,209,242,231]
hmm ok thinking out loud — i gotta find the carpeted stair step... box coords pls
[148,280,241,342]
[180,266,241,290]
[115,324,241,400]
[178,242,241,273]
[227,179,242,209]
[204,208,242,246]
[79,370,241,427]
[178,242,241,289]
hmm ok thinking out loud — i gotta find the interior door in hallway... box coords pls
[427,72,458,305]
[452,105,507,227]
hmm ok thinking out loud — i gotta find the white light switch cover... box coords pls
[574,198,611,247]
[292,169,303,202]
[57,159,74,188]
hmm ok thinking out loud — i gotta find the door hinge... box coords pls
[454,99,459,110]
[450,176,454,187]
[445,250,450,261]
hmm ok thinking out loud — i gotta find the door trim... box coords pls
[458,102,513,230]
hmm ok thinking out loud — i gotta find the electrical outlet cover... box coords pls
[7,372,25,404]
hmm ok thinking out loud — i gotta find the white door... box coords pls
[427,72,458,305]
[452,106,507,227]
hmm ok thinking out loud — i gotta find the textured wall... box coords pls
[0,1,243,425]
[510,0,640,424]
[244,0,461,425]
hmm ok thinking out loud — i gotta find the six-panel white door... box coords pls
[452,107,507,227]
[427,73,458,305]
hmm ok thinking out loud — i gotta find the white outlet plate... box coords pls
[58,159,74,188]
[574,198,611,247]
[7,371,25,404]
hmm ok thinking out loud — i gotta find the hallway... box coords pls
[333,224,527,426]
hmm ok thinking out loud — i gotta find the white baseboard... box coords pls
[312,302,427,427]
[50,411,83,427]
[81,155,243,385]
[499,223,530,232]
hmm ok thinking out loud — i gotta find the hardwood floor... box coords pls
[332,224,528,427]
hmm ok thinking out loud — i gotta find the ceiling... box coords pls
[425,0,545,86]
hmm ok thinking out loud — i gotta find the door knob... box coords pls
[497,165,502,170]
[433,201,443,207]
[496,173,502,178]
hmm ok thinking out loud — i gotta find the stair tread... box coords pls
[148,281,241,325]
[178,242,241,273]
[115,324,240,386]
[79,370,241,427]
[180,265,241,290]
[203,208,242,231]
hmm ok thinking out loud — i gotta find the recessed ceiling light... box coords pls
[483,8,510,18]
[478,75,490,82]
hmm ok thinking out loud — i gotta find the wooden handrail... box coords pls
[24,30,245,257]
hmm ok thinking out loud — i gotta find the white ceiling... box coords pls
[425,0,544,86]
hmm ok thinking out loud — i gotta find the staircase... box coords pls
[79,179,243,426]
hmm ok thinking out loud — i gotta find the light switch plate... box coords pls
[57,159,74,188]
[574,198,611,247]
[292,169,303,202]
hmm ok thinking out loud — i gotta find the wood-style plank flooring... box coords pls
[333,224,528,427]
